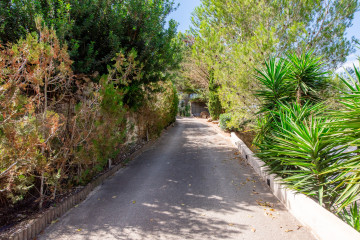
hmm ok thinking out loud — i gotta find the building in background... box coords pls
[179,93,209,118]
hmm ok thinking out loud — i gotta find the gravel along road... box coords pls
[39,117,315,240]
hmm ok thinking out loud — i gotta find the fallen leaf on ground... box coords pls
[74,205,78,208]
[76,229,82,232]
[228,223,234,226]
[256,199,273,208]
[132,200,136,204]
[285,229,293,232]
[51,219,59,224]
[251,227,256,232]
[112,196,117,199]
[264,211,275,219]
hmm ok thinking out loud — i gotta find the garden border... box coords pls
[230,132,360,240]
[5,124,173,240]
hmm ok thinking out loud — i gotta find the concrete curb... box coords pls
[230,132,360,240]
[6,125,170,240]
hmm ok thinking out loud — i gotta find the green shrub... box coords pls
[208,70,222,120]
[338,202,360,232]
[0,25,176,208]
[185,105,191,117]
[255,53,360,215]
[256,102,358,209]
[219,113,232,130]
[0,0,183,109]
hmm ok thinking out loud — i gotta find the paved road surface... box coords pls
[39,118,314,240]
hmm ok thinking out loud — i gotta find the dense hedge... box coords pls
[0,0,182,216]
[0,0,182,109]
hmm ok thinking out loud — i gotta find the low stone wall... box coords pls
[230,132,360,240]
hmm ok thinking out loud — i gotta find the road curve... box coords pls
[39,118,314,240]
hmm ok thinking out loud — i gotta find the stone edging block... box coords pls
[230,132,360,240]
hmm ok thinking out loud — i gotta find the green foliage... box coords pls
[134,80,179,139]
[255,57,292,113]
[287,51,329,104]
[0,0,73,43]
[255,51,329,116]
[219,113,232,130]
[256,102,359,209]
[173,33,209,100]
[190,0,359,126]
[169,85,179,122]
[0,0,183,108]
[335,61,360,130]
[179,101,190,117]
[255,55,360,228]
[208,70,222,120]
[339,202,360,232]
[0,17,178,209]
[209,92,222,120]
[185,105,191,117]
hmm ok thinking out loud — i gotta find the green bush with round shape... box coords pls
[219,113,232,130]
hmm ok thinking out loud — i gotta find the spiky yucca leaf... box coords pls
[255,57,292,113]
[287,50,329,104]
[257,103,358,209]
[331,61,360,209]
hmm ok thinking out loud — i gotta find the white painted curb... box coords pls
[230,132,360,240]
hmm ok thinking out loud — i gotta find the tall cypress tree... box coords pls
[208,69,222,120]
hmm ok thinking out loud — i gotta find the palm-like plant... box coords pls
[336,62,360,129]
[257,102,356,209]
[331,61,360,210]
[255,57,292,113]
[255,53,360,215]
[255,51,328,144]
[287,51,329,104]
[339,202,360,231]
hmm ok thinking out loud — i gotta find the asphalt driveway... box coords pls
[39,117,314,240]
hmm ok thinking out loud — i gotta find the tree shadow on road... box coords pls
[39,118,310,240]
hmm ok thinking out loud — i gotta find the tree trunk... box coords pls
[39,171,44,209]
[296,88,301,105]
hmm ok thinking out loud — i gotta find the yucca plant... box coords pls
[335,61,360,130]
[339,202,360,231]
[287,51,329,105]
[331,61,360,210]
[255,52,360,212]
[255,56,293,113]
[254,56,291,144]
[255,51,328,145]
[256,102,357,209]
